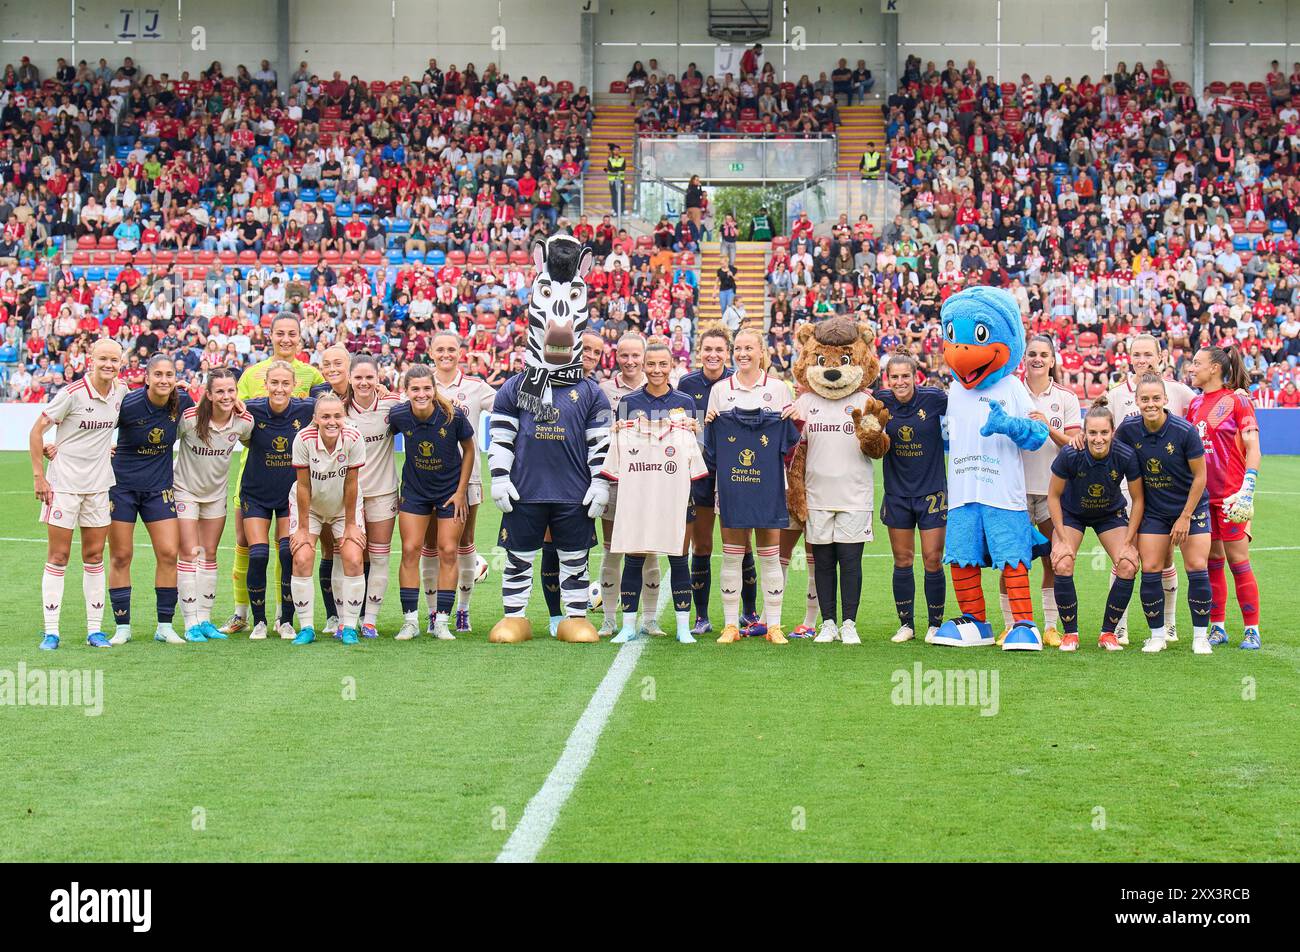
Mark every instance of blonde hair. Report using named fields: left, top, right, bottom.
left=733, top=327, right=769, bottom=370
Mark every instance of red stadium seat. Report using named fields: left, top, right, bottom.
left=510, top=250, right=531, bottom=265
left=1077, top=332, right=1099, bottom=349
left=467, top=251, right=488, bottom=265
left=237, top=251, right=257, bottom=265
left=71, top=252, right=90, bottom=266
left=113, top=252, right=134, bottom=265
left=488, top=250, right=508, bottom=265
left=196, top=251, right=216, bottom=264
left=176, top=251, right=197, bottom=265
left=447, top=250, right=466, bottom=265
left=609, top=81, right=627, bottom=94
left=91, top=251, right=112, bottom=265
left=259, top=251, right=280, bottom=265
left=77, top=236, right=97, bottom=251
left=151, top=250, right=174, bottom=265
left=300, top=251, right=320, bottom=265
left=218, top=251, right=237, bottom=265
left=361, top=250, right=383, bottom=265
left=280, top=251, right=300, bottom=265
left=97, top=236, right=117, bottom=249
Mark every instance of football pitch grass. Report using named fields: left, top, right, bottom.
left=1, top=449, right=1297, bottom=862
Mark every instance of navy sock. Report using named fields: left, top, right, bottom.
left=620, top=554, right=645, bottom=615
left=319, top=558, right=338, bottom=618
left=155, top=586, right=178, bottom=624
left=892, top=565, right=915, bottom=627
left=1104, top=575, right=1134, bottom=634
left=247, top=543, right=271, bottom=625
left=668, top=554, right=692, bottom=612
left=541, top=542, right=562, bottom=617
left=400, top=586, right=419, bottom=615
left=691, top=553, right=711, bottom=617
left=741, top=550, right=757, bottom=617
left=436, top=590, right=454, bottom=615
left=924, top=569, right=947, bottom=628
left=1140, top=571, right=1165, bottom=634
left=1053, top=574, right=1079, bottom=634
left=1186, top=569, right=1211, bottom=629
left=277, top=538, right=294, bottom=623
left=110, top=586, right=131, bottom=626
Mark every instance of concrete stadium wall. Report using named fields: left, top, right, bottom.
left=1, top=0, right=1297, bottom=90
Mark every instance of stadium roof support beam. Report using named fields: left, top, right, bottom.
left=1193, top=0, right=1206, bottom=98
left=883, top=6, right=898, bottom=95
left=277, top=0, right=290, bottom=101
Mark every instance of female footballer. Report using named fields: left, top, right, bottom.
left=873, top=353, right=949, bottom=644
left=240, top=361, right=317, bottom=640
left=288, top=393, right=367, bottom=645
left=431, top=331, right=496, bottom=633
left=703, top=326, right=797, bottom=644
left=105, top=353, right=195, bottom=645
left=1115, top=374, right=1214, bottom=654
left=1187, top=346, right=1263, bottom=649
left=1105, top=333, right=1197, bottom=643
left=390, top=365, right=475, bottom=641
left=30, top=338, right=126, bottom=650
left=1046, top=398, right=1144, bottom=652
left=312, top=344, right=356, bottom=636
left=175, top=368, right=254, bottom=641
left=346, top=353, right=402, bottom=639
left=1011, top=334, right=1082, bottom=648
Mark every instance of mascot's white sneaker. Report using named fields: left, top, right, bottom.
left=839, top=620, right=861, bottom=645
left=1001, top=621, right=1043, bottom=651
left=813, top=620, right=839, bottom=643
left=891, top=624, right=915, bottom=643
left=932, top=615, right=994, bottom=647
left=924, top=625, right=939, bottom=644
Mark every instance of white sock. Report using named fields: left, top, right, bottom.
left=654, top=562, right=672, bottom=621
left=364, top=542, right=391, bottom=626
left=676, top=609, right=691, bottom=636
left=721, top=546, right=744, bottom=627
left=620, top=608, right=638, bottom=635
left=641, top=557, right=661, bottom=626
left=999, top=592, right=1013, bottom=629
left=600, top=547, right=622, bottom=625
left=198, top=560, right=218, bottom=623
left=291, top=575, right=315, bottom=631
left=1041, top=587, right=1058, bottom=629
left=1162, top=567, right=1178, bottom=628
left=83, top=560, right=105, bottom=635
left=802, top=554, right=820, bottom=627
left=758, top=546, right=784, bottom=630
left=420, top=547, right=439, bottom=617
left=1149, top=626, right=1166, bottom=642
left=177, top=560, right=198, bottom=631
left=42, top=562, right=65, bottom=635
left=234, top=602, right=249, bottom=621
left=340, top=574, right=365, bottom=630
left=1193, top=625, right=1208, bottom=641
left=456, top=546, right=477, bottom=611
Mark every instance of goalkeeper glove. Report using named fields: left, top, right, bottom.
left=1223, top=468, right=1257, bottom=524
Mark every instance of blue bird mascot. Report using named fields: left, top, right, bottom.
left=932, top=286, right=1050, bottom=651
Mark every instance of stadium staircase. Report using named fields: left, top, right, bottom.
left=697, top=241, right=769, bottom=331
left=835, top=104, right=887, bottom=175
left=584, top=101, right=638, bottom=218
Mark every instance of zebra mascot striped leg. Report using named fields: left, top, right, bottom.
left=487, top=235, right=612, bottom=643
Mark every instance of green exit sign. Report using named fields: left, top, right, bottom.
left=729, top=162, right=745, bottom=172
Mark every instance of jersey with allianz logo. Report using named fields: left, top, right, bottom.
left=492, top=375, right=612, bottom=504
left=240, top=397, right=317, bottom=510
left=435, top=371, right=496, bottom=486
left=601, top=419, right=707, bottom=554
left=1107, top=377, right=1196, bottom=423
left=41, top=378, right=127, bottom=492
left=794, top=391, right=875, bottom=512
left=175, top=407, right=255, bottom=501
left=702, top=408, right=800, bottom=529
left=388, top=402, right=474, bottom=505
left=600, top=372, right=647, bottom=421
left=1114, top=412, right=1207, bottom=521
left=1050, top=443, right=1140, bottom=520
left=112, top=388, right=196, bottom=491
left=292, top=425, right=366, bottom=518
left=347, top=393, right=402, bottom=499
left=874, top=385, right=947, bottom=496
left=1021, top=380, right=1081, bottom=495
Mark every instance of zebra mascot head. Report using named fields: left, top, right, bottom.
left=518, top=234, right=594, bottom=421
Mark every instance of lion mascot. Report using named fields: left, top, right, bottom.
left=786, top=317, right=890, bottom=641
left=932, top=286, right=1049, bottom=651
left=487, top=235, right=612, bottom=643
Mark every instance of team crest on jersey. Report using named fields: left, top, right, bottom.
left=419, top=441, right=433, bottom=457
left=1166, top=441, right=1175, bottom=455
left=292, top=419, right=302, bottom=429
left=229, top=433, right=238, bottom=442
left=762, top=393, right=772, bottom=402
left=148, top=427, right=165, bottom=444
left=570, top=389, right=580, bottom=402
left=899, top=425, right=914, bottom=442
left=1196, top=421, right=1208, bottom=439
left=1147, top=458, right=1162, bottom=475
left=739, top=448, right=755, bottom=466
left=1088, top=484, right=1104, bottom=498
left=499, top=527, right=508, bottom=543
left=918, top=408, right=927, bottom=420
left=664, top=445, right=676, bottom=457
left=273, top=436, right=288, bottom=452
left=52, top=510, right=62, bottom=520
left=336, top=453, right=346, bottom=464
left=760, top=434, right=769, bottom=447
left=438, top=427, right=447, bottom=438
left=176, top=502, right=186, bottom=514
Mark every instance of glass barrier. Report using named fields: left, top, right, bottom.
left=784, top=175, right=902, bottom=229
left=637, top=136, right=837, bottom=183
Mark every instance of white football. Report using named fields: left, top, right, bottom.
left=474, top=554, right=490, bottom=582
left=588, top=582, right=603, bottom=612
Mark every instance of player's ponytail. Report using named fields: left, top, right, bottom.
left=1200, top=344, right=1250, bottom=392
left=1085, top=392, right=1114, bottom=430
left=195, top=367, right=238, bottom=445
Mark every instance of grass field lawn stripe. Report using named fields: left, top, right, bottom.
left=496, top=639, right=647, bottom=863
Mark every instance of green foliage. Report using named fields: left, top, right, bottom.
left=712, top=185, right=786, bottom=237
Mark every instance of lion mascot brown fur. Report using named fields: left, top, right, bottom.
left=786, top=317, right=890, bottom=522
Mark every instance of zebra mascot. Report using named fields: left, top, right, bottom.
left=487, top=235, right=612, bottom=643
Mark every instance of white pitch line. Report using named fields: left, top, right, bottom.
left=496, top=638, right=646, bottom=863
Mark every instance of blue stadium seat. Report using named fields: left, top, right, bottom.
left=425, top=250, right=446, bottom=266
left=1271, top=219, right=1288, bottom=233
left=386, top=219, right=410, bottom=233
left=388, top=250, right=405, bottom=265
left=320, top=189, right=337, bottom=204
left=1233, top=235, right=1252, bottom=251
left=334, top=203, right=352, bottom=218
left=300, top=189, right=318, bottom=203
left=85, top=268, right=105, bottom=282
left=357, top=203, right=374, bottom=215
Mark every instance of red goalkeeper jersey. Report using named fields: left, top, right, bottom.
left=1187, top=389, right=1258, bottom=504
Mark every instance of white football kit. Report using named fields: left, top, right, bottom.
left=38, top=377, right=127, bottom=529
left=600, top=418, right=707, bottom=554
left=289, top=425, right=367, bottom=538
left=174, top=407, right=255, bottom=520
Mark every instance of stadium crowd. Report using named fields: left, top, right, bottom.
left=2, top=50, right=1300, bottom=408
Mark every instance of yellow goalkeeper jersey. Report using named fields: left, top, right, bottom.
left=236, top=357, right=325, bottom=401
